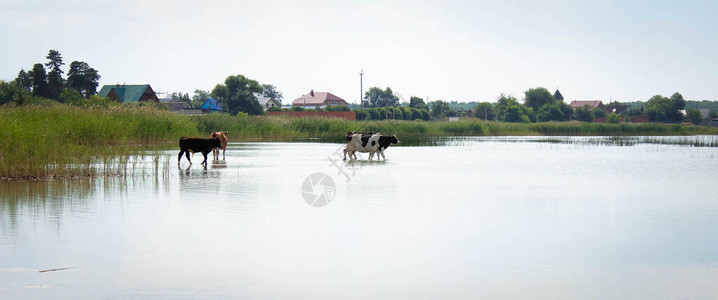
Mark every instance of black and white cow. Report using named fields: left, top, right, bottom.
left=178, top=137, right=222, bottom=166
left=343, top=131, right=400, bottom=160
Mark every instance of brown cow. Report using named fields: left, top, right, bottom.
left=210, top=131, right=228, bottom=160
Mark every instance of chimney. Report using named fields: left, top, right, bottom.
left=310, top=89, right=314, bottom=97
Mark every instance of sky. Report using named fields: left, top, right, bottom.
left=2, top=0, right=717, bottom=104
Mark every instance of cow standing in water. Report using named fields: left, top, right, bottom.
left=343, top=132, right=400, bottom=161
left=210, top=131, right=228, bottom=160
left=178, top=137, right=222, bottom=166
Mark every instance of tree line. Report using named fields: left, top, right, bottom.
left=2, top=50, right=714, bottom=125
left=1, top=50, right=101, bottom=106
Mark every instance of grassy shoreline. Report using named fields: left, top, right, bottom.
left=2, top=105, right=717, bottom=180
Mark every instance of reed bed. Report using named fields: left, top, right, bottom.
left=0, top=104, right=197, bottom=179
left=2, top=104, right=716, bottom=180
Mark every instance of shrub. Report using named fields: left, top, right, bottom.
left=606, top=113, right=621, bottom=124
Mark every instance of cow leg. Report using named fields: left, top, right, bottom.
left=178, top=149, right=185, bottom=163
left=343, top=148, right=347, bottom=161
left=222, top=147, right=225, bottom=160
left=201, top=152, right=208, bottom=166
left=379, top=151, right=385, bottom=160
left=185, top=151, right=192, bottom=164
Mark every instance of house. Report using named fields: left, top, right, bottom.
left=98, top=84, right=159, bottom=103
left=569, top=100, right=604, bottom=110
left=257, top=96, right=281, bottom=111
left=165, top=101, right=202, bottom=116
left=200, top=98, right=223, bottom=112
left=605, top=104, right=631, bottom=114
left=156, top=92, right=173, bottom=103
left=291, top=90, right=347, bottom=108
left=553, top=89, right=564, bottom=102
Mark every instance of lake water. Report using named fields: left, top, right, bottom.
left=1, top=137, right=718, bottom=299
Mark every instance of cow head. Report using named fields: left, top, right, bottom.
left=391, top=135, right=401, bottom=145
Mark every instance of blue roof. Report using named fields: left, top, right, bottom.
left=200, top=98, right=223, bottom=111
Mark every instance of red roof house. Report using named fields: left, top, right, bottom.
left=569, top=100, right=604, bottom=110
left=291, top=90, right=347, bottom=108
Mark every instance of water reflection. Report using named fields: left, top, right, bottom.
left=1, top=179, right=94, bottom=234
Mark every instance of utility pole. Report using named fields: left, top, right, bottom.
left=359, top=69, right=364, bottom=108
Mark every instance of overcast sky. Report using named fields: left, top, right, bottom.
left=2, top=0, right=717, bottom=104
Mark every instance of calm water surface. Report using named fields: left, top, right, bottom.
left=1, top=137, right=718, bottom=299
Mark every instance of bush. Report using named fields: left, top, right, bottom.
left=606, top=113, right=621, bottom=124
left=575, top=107, right=594, bottom=122
left=686, top=109, right=704, bottom=125
left=354, top=109, right=370, bottom=120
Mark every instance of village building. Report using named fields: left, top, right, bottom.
left=200, top=98, right=224, bottom=113
left=605, top=103, right=631, bottom=114
left=569, top=100, right=604, bottom=111
left=291, top=90, right=347, bottom=108
left=98, top=84, right=159, bottom=103
left=257, top=96, right=281, bottom=111
left=553, top=89, right=564, bottom=102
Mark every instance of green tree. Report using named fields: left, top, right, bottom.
left=191, top=89, right=210, bottom=107
left=400, top=107, right=412, bottom=120
left=45, top=50, right=65, bottom=100
left=668, top=92, right=686, bottom=121
left=495, top=94, right=520, bottom=121
left=559, top=102, right=573, bottom=121
left=524, top=87, right=556, bottom=111
left=59, top=88, right=83, bottom=105
left=686, top=109, right=704, bottom=125
left=474, top=102, right=494, bottom=120
left=14, top=69, right=32, bottom=90
left=575, top=106, right=594, bottom=122
left=66, top=61, right=101, bottom=98
left=45, top=50, right=64, bottom=71
left=363, top=87, right=399, bottom=108
left=211, top=74, right=264, bottom=116
left=409, top=96, right=428, bottom=110
left=646, top=95, right=671, bottom=122
left=170, top=92, right=190, bottom=105
left=502, top=104, right=530, bottom=123
left=536, top=103, right=565, bottom=122
left=29, top=63, right=49, bottom=98
left=430, top=100, right=451, bottom=119
left=0, top=80, right=33, bottom=105
left=592, top=107, right=606, bottom=118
